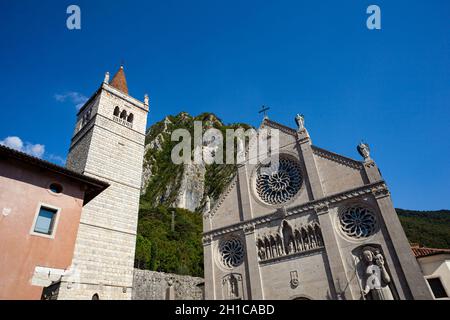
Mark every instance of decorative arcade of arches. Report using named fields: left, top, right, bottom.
left=113, top=106, right=134, bottom=124
left=257, top=221, right=324, bottom=262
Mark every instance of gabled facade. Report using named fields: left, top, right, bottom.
left=203, top=117, right=432, bottom=300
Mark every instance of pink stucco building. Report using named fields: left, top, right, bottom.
left=0, top=145, right=108, bottom=300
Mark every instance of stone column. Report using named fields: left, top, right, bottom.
left=166, top=280, right=175, bottom=300
left=243, top=224, right=264, bottom=300
left=363, top=160, right=382, bottom=183
left=237, top=165, right=254, bottom=221
left=373, top=190, right=433, bottom=300
left=364, top=159, right=432, bottom=300
left=297, top=131, right=354, bottom=300
left=236, top=164, right=264, bottom=299
left=203, top=235, right=216, bottom=300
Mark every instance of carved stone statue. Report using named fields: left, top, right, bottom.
left=309, top=232, right=317, bottom=249
left=204, top=196, right=211, bottom=215
left=276, top=237, right=284, bottom=256
left=357, top=141, right=371, bottom=160
left=230, top=276, right=238, bottom=297
left=288, top=241, right=295, bottom=253
left=361, top=247, right=394, bottom=300
left=144, top=94, right=149, bottom=106
left=104, top=72, right=110, bottom=84
left=295, top=114, right=305, bottom=132
left=270, top=240, right=277, bottom=258
left=223, top=274, right=239, bottom=299
left=257, top=241, right=266, bottom=260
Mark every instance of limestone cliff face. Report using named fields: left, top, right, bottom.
left=140, top=117, right=171, bottom=194
left=140, top=112, right=251, bottom=213
left=175, top=162, right=206, bottom=212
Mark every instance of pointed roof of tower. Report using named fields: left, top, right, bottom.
left=109, top=65, right=129, bottom=95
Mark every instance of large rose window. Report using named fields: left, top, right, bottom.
left=256, top=157, right=302, bottom=205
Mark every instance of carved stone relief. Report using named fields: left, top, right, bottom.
left=222, top=273, right=243, bottom=300
left=257, top=220, right=324, bottom=262
left=352, top=245, right=398, bottom=300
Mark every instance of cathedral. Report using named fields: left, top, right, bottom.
left=202, top=116, right=433, bottom=300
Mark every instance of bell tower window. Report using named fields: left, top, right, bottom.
left=127, top=113, right=134, bottom=123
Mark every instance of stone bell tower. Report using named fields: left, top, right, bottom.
left=57, top=66, right=149, bottom=300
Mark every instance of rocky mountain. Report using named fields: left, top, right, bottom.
left=136, top=112, right=252, bottom=276
left=140, top=112, right=251, bottom=213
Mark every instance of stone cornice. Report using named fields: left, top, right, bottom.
left=70, top=114, right=145, bottom=151
left=77, top=83, right=148, bottom=116
left=311, top=145, right=363, bottom=170
left=259, top=247, right=324, bottom=265
left=96, top=113, right=146, bottom=139
left=202, top=181, right=389, bottom=240
left=102, top=83, right=148, bottom=112
left=261, top=119, right=297, bottom=136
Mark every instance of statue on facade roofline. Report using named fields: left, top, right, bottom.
left=295, top=114, right=305, bottom=132
left=104, top=71, right=110, bottom=84
left=203, top=195, right=211, bottom=215
left=357, top=141, right=371, bottom=161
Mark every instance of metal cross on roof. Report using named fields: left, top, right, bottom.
left=259, top=105, right=270, bottom=118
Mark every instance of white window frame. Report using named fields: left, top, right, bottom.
left=29, top=202, right=61, bottom=239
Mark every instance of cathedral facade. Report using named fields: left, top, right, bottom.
left=203, top=117, right=432, bottom=300
left=56, top=67, right=149, bottom=299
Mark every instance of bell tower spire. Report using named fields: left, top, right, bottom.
left=109, top=65, right=129, bottom=95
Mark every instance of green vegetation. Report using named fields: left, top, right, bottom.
left=135, top=206, right=203, bottom=277
left=136, top=112, right=254, bottom=276
left=397, top=209, right=450, bottom=249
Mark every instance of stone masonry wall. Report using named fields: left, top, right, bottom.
left=132, top=269, right=204, bottom=300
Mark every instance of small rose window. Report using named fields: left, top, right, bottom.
left=218, top=238, right=244, bottom=269
left=339, top=206, right=377, bottom=239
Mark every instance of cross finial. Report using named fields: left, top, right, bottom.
left=259, top=105, right=270, bottom=119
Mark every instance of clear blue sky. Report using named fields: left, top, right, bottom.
left=0, top=0, right=449, bottom=210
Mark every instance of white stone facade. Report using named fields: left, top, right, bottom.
left=59, top=79, right=148, bottom=300
left=203, top=118, right=433, bottom=300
